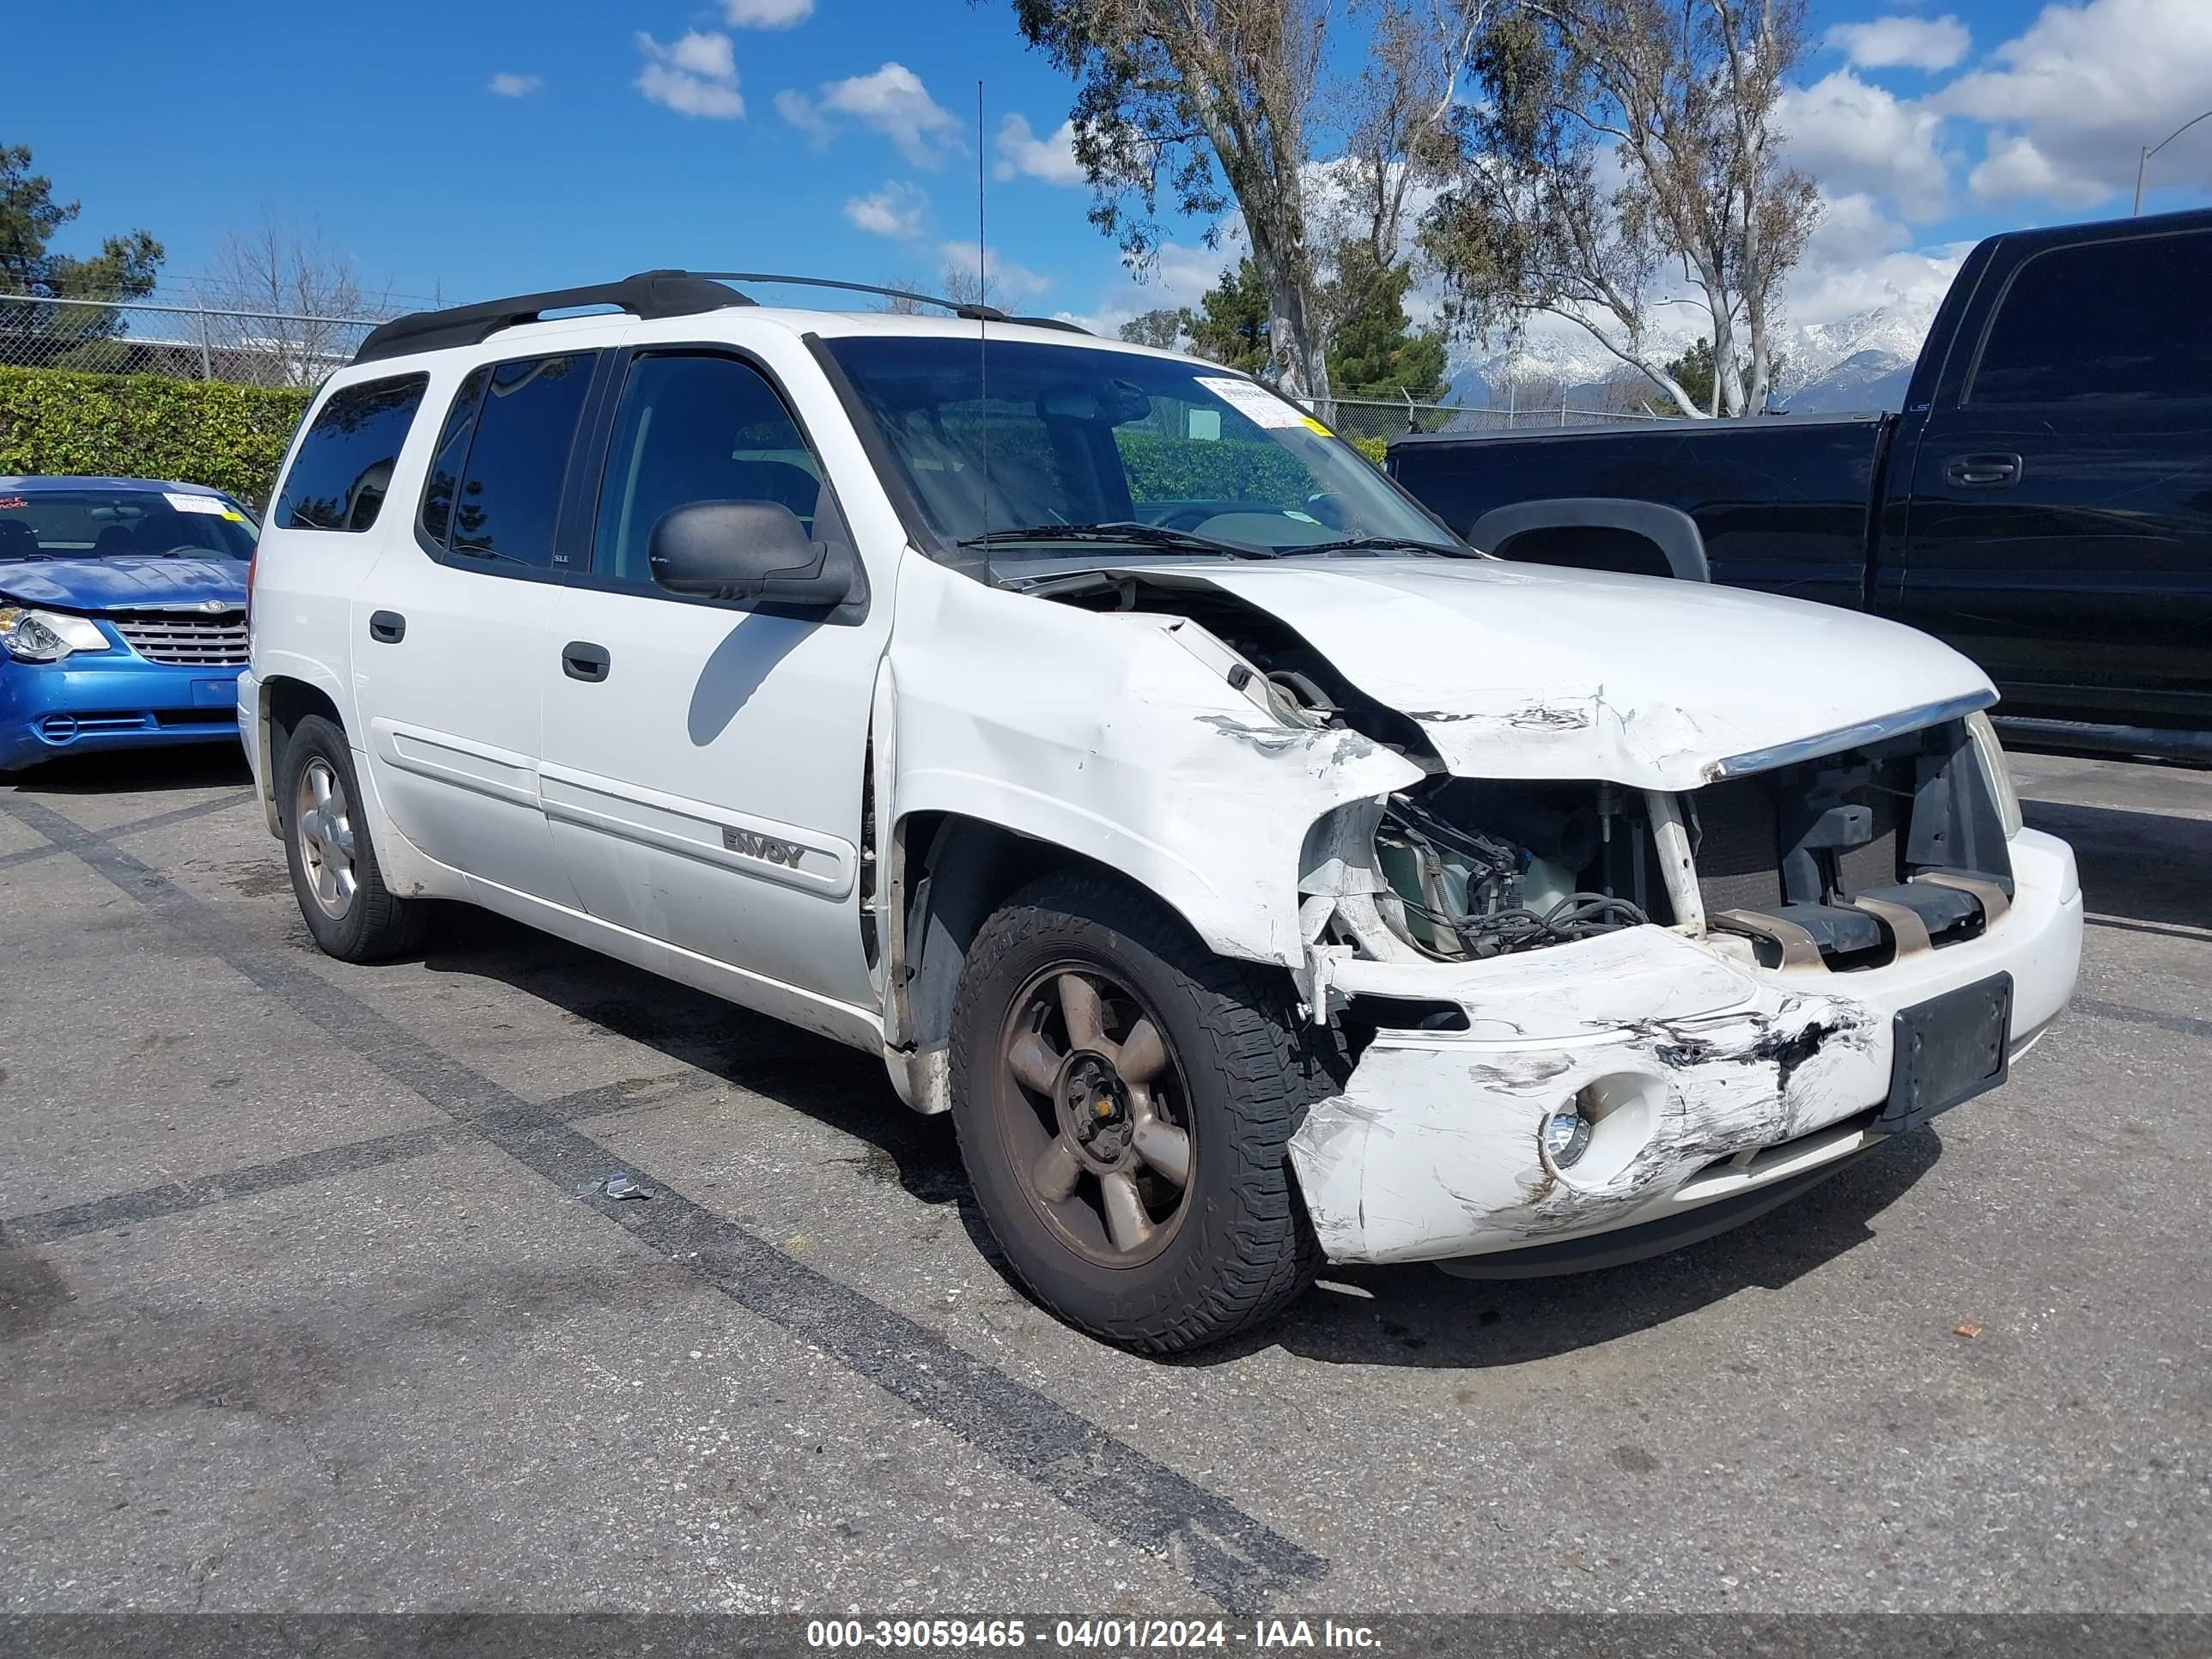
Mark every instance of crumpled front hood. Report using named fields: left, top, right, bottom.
left=1117, top=557, right=1995, bottom=791
left=0, top=556, right=246, bottom=614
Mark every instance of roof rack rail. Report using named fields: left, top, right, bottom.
left=351, top=270, right=750, bottom=364
left=349, top=270, right=1091, bottom=367
left=689, top=271, right=1010, bottom=322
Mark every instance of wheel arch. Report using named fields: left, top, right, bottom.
left=1470, top=497, right=1711, bottom=583
left=256, top=674, right=346, bottom=836
left=883, top=809, right=1240, bottom=1115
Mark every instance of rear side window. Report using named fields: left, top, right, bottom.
left=275, top=374, right=428, bottom=531
left=422, top=354, right=594, bottom=569
left=1971, top=230, right=2212, bottom=404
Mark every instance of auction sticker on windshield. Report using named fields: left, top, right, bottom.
left=1195, top=375, right=1309, bottom=429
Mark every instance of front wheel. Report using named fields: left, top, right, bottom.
left=949, top=870, right=1326, bottom=1353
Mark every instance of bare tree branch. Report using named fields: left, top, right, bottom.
left=194, top=219, right=395, bottom=387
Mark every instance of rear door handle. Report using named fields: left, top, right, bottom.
left=562, top=641, right=611, bottom=683
left=1944, top=453, right=2021, bottom=488
left=368, top=611, right=406, bottom=643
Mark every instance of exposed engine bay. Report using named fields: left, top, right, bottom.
left=1039, top=566, right=2017, bottom=975
left=1367, top=781, right=1650, bottom=959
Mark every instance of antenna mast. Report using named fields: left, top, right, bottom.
left=977, top=79, right=992, bottom=543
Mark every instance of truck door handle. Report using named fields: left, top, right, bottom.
left=562, top=641, right=611, bottom=683
left=368, top=611, right=406, bottom=643
left=1944, top=453, right=2021, bottom=488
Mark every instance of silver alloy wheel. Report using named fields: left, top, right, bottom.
left=294, top=756, right=359, bottom=920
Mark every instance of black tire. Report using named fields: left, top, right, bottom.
left=276, top=713, right=428, bottom=962
left=949, top=868, right=1326, bottom=1353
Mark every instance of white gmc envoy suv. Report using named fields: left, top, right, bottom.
left=241, top=271, right=2082, bottom=1352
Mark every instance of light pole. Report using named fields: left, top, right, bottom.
left=2135, top=109, right=2212, bottom=214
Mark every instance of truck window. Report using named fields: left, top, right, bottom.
left=1970, top=229, right=2212, bottom=405
left=441, top=354, right=595, bottom=569
left=274, top=374, right=428, bottom=532
left=589, top=352, right=834, bottom=587
left=418, top=365, right=491, bottom=549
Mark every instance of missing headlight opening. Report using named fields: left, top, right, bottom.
left=1368, top=780, right=1652, bottom=961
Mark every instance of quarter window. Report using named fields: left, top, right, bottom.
left=419, top=366, right=489, bottom=548
left=441, top=354, right=595, bottom=568
left=1971, top=230, right=2212, bottom=404
left=591, top=353, right=835, bottom=586
left=275, top=374, right=428, bottom=532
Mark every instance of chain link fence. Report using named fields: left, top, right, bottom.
left=0, top=293, right=382, bottom=388
left=1325, top=394, right=1674, bottom=445
left=1, top=293, right=1685, bottom=448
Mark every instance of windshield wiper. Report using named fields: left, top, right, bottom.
left=1291, top=534, right=1474, bottom=558
left=957, top=521, right=1273, bottom=559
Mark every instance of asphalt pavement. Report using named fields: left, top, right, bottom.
left=2, top=744, right=2207, bottom=1617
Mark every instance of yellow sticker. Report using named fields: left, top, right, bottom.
left=220, top=509, right=246, bottom=521
left=1303, top=416, right=1334, bottom=436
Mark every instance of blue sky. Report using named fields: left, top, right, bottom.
left=10, top=0, right=2212, bottom=343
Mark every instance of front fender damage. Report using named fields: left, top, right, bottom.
left=1288, top=961, right=1879, bottom=1264
left=889, top=562, right=1423, bottom=966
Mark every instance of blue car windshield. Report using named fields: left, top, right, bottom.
left=0, top=489, right=258, bottom=562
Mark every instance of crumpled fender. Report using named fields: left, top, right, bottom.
left=885, top=556, right=1423, bottom=965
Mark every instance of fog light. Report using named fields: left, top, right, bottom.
left=1541, top=1106, right=1593, bottom=1168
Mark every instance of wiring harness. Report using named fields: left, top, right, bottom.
left=1381, top=794, right=1650, bottom=960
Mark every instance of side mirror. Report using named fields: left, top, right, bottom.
left=648, top=500, right=863, bottom=615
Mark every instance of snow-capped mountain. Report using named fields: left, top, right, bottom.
left=1784, top=349, right=1914, bottom=414
left=1445, top=289, right=1939, bottom=416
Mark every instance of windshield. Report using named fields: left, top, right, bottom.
left=0, top=489, right=258, bottom=562
left=822, top=336, right=1462, bottom=560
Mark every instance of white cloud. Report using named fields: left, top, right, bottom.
left=1936, top=0, right=2212, bottom=209
left=773, top=88, right=827, bottom=138
left=721, top=0, right=812, bottom=26
left=1966, top=132, right=2109, bottom=206
left=635, top=32, right=743, bottom=120
left=1778, top=69, right=1950, bottom=222
left=776, top=63, right=962, bottom=167
left=843, top=181, right=929, bottom=240
left=487, top=71, right=544, bottom=98
left=1826, top=15, right=1971, bottom=72
left=1067, top=225, right=1249, bottom=338
left=1785, top=192, right=1970, bottom=331
left=994, top=114, right=1086, bottom=186
left=939, top=242, right=1053, bottom=303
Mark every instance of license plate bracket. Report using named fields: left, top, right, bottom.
left=1875, top=972, right=2013, bottom=1133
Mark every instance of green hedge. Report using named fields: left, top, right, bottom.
left=1114, top=430, right=1311, bottom=506
left=0, top=366, right=310, bottom=507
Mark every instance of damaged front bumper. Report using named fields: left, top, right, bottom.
left=1289, top=827, right=2081, bottom=1268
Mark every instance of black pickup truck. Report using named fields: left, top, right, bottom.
left=1388, top=206, right=2212, bottom=764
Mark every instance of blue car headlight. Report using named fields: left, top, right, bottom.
left=0, top=605, right=114, bottom=664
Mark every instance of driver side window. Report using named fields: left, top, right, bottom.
left=589, top=352, right=840, bottom=588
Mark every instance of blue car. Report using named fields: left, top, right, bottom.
left=0, top=477, right=257, bottom=774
